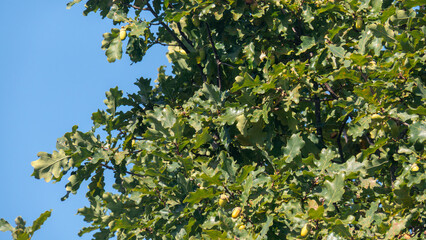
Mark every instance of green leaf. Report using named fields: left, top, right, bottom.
left=219, top=108, right=244, bottom=125
left=283, top=133, right=305, bottom=164
left=236, top=114, right=247, bottom=134
left=341, top=157, right=364, bottom=178
left=183, top=188, right=215, bottom=205
left=256, top=215, right=273, bottom=240
left=241, top=174, right=253, bottom=205
left=359, top=200, right=379, bottom=228
left=243, top=42, right=255, bottom=66
left=408, top=121, right=426, bottom=144
left=403, top=0, right=426, bottom=8
left=101, top=29, right=123, bottom=63
left=360, top=138, right=388, bottom=161
left=220, top=151, right=237, bottom=181
left=297, top=36, right=315, bottom=55
left=162, top=105, right=177, bottom=128
left=369, top=37, right=383, bottom=56
left=369, top=24, right=396, bottom=43
left=129, top=21, right=149, bottom=37
left=308, top=205, right=325, bottom=220
left=0, top=219, right=13, bottom=232
left=320, top=173, right=345, bottom=206
left=236, top=165, right=256, bottom=185
left=381, top=6, right=395, bottom=23
left=104, top=87, right=123, bottom=116
left=350, top=54, right=369, bottom=66
left=385, top=217, right=408, bottom=240
left=31, top=210, right=52, bottom=234
left=16, top=231, right=30, bottom=240
left=14, top=216, right=26, bottom=228
left=203, top=229, right=229, bottom=239
left=31, top=150, right=70, bottom=182
left=347, top=115, right=372, bottom=138
left=66, top=0, right=82, bottom=9
left=315, top=149, right=337, bottom=175
left=192, top=127, right=212, bottom=149
left=106, top=5, right=127, bottom=22
left=358, top=30, right=372, bottom=54
left=370, top=0, right=382, bottom=12
left=328, top=44, right=345, bottom=59
left=231, top=73, right=261, bottom=92
left=332, top=68, right=360, bottom=82
left=105, top=37, right=123, bottom=63
left=332, top=220, right=352, bottom=238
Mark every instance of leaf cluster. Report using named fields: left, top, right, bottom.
left=26, top=0, right=426, bottom=239
left=0, top=210, right=52, bottom=240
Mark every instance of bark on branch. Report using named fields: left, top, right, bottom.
left=336, top=114, right=351, bottom=163
left=205, top=23, right=222, bottom=89
left=313, top=81, right=323, bottom=145
left=145, top=3, right=206, bottom=82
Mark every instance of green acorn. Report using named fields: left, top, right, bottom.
left=355, top=16, right=364, bottom=31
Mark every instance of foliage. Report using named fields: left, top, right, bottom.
left=0, top=210, right=52, bottom=240
left=29, top=0, right=426, bottom=239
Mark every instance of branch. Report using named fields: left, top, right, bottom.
left=388, top=116, right=409, bottom=127
left=358, top=66, right=368, bottom=82
left=313, top=81, right=323, bottom=145
left=322, top=83, right=339, bottom=99
left=145, top=3, right=207, bottom=82
left=173, top=142, right=182, bottom=157
left=176, top=22, right=194, bottom=49
left=223, top=184, right=235, bottom=200
left=146, top=4, right=190, bottom=53
left=100, top=163, right=145, bottom=178
left=299, top=97, right=336, bottom=102
left=205, top=23, right=222, bottom=89
left=336, top=114, right=351, bottom=163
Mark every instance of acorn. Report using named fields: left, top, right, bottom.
left=232, top=207, right=242, bottom=218
left=355, top=16, right=364, bottom=31
left=301, top=223, right=310, bottom=237
left=218, top=194, right=228, bottom=207
left=119, top=27, right=127, bottom=40
left=411, top=163, right=419, bottom=172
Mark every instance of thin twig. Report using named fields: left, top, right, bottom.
left=299, top=97, right=336, bottom=102
left=223, top=184, right=235, bottom=199
left=146, top=3, right=190, bottom=53
left=100, top=163, right=145, bottom=178
left=389, top=117, right=409, bottom=127
left=155, top=188, right=166, bottom=206
left=205, top=23, right=222, bottom=89
left=173, top=142, right=182, bottom=157
left=221, top=62, right=235, bottom=68
left=323, top=83, right=339, bottom=99
left=333, top=202, right=341, bottom=213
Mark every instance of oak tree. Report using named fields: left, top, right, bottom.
left=3, top=0, right=426, bottom=239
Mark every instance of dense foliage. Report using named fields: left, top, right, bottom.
left=4, top=0, right=426, bottom=239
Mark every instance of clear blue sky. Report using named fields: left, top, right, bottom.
left=0, top=1, right=168, bottom=239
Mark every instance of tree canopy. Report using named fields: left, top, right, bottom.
left=2, top=0, right=426, bottom=239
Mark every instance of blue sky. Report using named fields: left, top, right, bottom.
left=0, top=1, right=168, bottom=239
